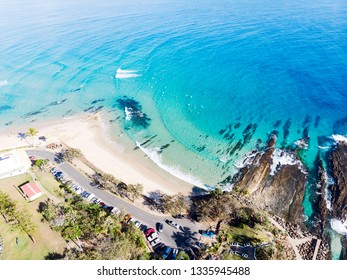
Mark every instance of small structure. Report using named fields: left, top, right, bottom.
left=19, top=181, right=42, bottom=201
left=0, top=149, right=31, bottom=180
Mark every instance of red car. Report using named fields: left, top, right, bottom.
left=144, top=228, right=155, bottom=237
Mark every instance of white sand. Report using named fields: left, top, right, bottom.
left=0, top=113, right=192, bottom=195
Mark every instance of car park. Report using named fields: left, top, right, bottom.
left=161, top=246, right=172, bottom=259
left=166, top=220, right=180, bottom=229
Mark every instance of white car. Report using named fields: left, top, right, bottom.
left=147, top=232, right=159, bottom=242
left=166, top=220, right=180, bottom=229
left=150, top=238, right=161, bottom=247
left=111, top=207, right=121, bottom=215
left=134, top=221, right=141, bottom=228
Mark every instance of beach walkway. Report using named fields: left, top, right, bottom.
left=312, top=239, right=321, bottom=260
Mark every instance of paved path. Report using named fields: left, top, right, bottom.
left=312, top=239, right=321, bottom=260
left=27, top=149, right=203, bottom=249
left=268, top=217, right=312, bottom=260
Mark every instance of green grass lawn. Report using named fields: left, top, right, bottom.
left=0, top=174, right=67, bottom=259
left=218, top=222, right=273, bottom=246
left=33, top=168, right=64, bottom=199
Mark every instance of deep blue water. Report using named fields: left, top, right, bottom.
left=1, top=0, right=347, bottom=246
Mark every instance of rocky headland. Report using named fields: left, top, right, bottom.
left=231, top=134, right=307, bottom=225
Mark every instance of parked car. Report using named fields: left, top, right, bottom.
left=173, top=214, right=184, bottom=219
left=200, top=230, right=215, bottom=237
left=50, top=167, right=58, bottom=174
left=170, top=248, right=178, bottom=260
left=150, top=238, right=161, bottom=247
left=166, top=220, right=180, bottom=229
left=161, top=246, right=172, bottom=259
left=242, top=253, right=248, bottom=258
left=144, top=228, right=155, bottom=237
left=134, top=221, right=141, bottom=228
left=147, top=232, right=159, bottom=242
left=123, top=214, right=132, bottom=223
left=156, top=222, right=164, bottom=232
left=111, top=207, right=121, bottom=215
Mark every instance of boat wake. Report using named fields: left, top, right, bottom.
left=115, top=68, right=141, bottom=79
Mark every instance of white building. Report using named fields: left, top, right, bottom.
left=0, top=149, right=32, bottom=180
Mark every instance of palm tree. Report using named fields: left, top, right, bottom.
left=27, top=127, right=38, bottom=147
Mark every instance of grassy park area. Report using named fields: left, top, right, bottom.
left=0, top=174, right=67, bottom=259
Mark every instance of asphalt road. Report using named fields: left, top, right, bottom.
left=27, top=149, right=203, bottom=250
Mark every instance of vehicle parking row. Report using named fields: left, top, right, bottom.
left=50, top=167, right=121, bottom=215
left=143, top=226, right=179, bottom=260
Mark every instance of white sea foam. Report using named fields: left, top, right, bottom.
left=0, top=80, right=8, bottom=87
left=115, top=68, right=141, bottom=79
left=124, top=107, right=132, bottom=121
left=332, top=134, right=347, bottom=144
left=233, top=150, right=258, bottom=169
left=294, top=139, right=308, bottom=149
left=330, top=218, right=347, bottom=236
left=270, top=149, right=303, bottom=176
left=318, top=145, right=330, bottom=150
left=136, top=142, right=205, bottom=188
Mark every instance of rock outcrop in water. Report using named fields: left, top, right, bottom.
left=330, top=142, right=347, bottom=220
left=313, top=159, right=329, bottom=237
left=231, top=134, right=307, bottom=225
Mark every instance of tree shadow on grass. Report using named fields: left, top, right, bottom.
left=44, top=252, right=64, bottom=260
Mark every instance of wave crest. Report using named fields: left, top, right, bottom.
left=136, top=142, right=205, bottom=187
left=115, top=68, right=141, bottom=79
left=330, top=218, right=347, bottom=236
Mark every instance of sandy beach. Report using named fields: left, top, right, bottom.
left=0, top=113, right=193, bottom=196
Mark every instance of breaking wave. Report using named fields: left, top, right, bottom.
left=135, top=141, right=205, bottom=188
left=115, top=68, right=141, bottom=79
left=270, top=149, right=304, bottom=176
left=124, top=107, right=132, bottom=121
left=330, top=218, right=347, bottom=236
left=332, top=134, right=347, bottom=144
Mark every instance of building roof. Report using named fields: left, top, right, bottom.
left=20, top=182, right=42, bottom=201
left=0, top=149, right=32, bottom=179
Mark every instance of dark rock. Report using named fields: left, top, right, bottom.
left=330, top=143, right=347, bottom=219
left=232, top=135, right=306, bottom=225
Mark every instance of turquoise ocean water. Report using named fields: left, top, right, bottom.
left=0, top=0, right=347, bottom=257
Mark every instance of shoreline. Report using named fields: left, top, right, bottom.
left=0, top=112, right=193, bottom=196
